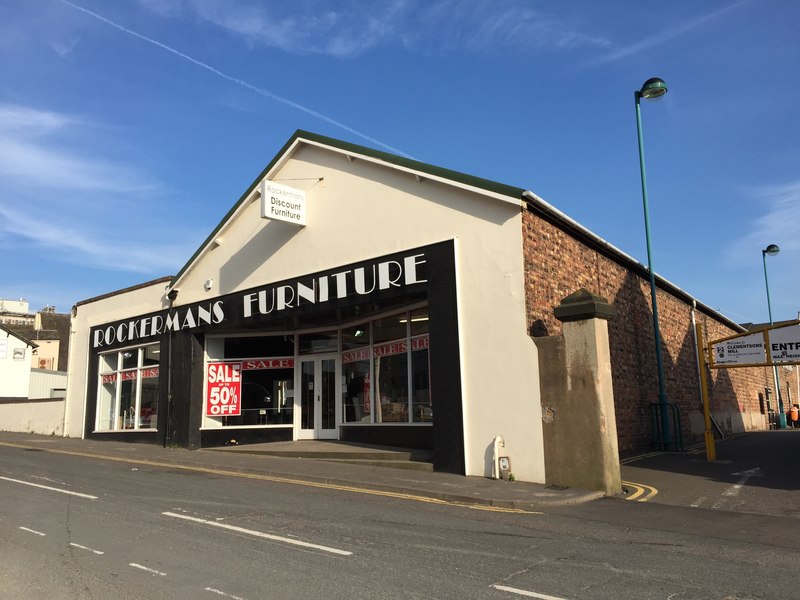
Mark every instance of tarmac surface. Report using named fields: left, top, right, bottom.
left=1, top=429, right=797, bottom=515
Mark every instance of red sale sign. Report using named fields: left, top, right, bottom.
left=206, top=362, right=242, bottom=417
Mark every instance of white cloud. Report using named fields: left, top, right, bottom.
left=0, top=203, right=185, bottom=274
left=592, top=1, right=747, bottom=65
left=0, top=103, right=183, bottom=274
left=136, top=0, right=609, bottom=58
left=741, top=182, right=800, bottom=254
left=0, top=103, right=155, bottom=194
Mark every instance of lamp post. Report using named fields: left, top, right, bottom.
left=635, top=77, right=673, bottom=450
left=762, top=244, right=785, bottom=428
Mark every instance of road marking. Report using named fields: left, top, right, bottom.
left=19, top=526, right=46, bottom=536
left=724, top=468, right=762, bottom=497
left=492, top=584, right=569, bottom=599
left=620, top=452, right=663, bottom=464
left=69, top=542, right=104, bottom=555
left=129, top=563, right=166, bottom=576
left=622, top=480, right=658, bottom=502
left=0, top=476, right=98, bottom=500
left=162, top=511, right=353, bottom=556
left=205, top=587, right=247, bottom=600
left=0, top=442, right=540, bottom=514
left=690, top=496, right=706, bottom=507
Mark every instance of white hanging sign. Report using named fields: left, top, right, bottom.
left=260, top=180, right=306, bottom=226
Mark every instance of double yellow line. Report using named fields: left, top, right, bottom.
left=622, top=480, right=658, bottom=502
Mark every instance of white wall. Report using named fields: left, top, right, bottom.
left=29, top=368, right=68, bottom=399
left=174, top=144, right=545, bottom=483
left=0, top=332, right=32, bottom=398
left=0, top=399, right=64, bottom=436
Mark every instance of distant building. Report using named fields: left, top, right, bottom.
left=0, top=324, right=37, bottom=399
left=0, top=320, right=67, bottom=437
left=0, top=298, right=34, bottom=326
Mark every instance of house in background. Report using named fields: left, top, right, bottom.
left=0, top=306, right=68, bottom=436
left=0, top=324, right=37, bottom=400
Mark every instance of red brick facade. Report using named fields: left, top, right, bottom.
left=522, top=205, right=798, bottom=454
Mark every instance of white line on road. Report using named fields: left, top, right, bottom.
left=19, top=526, right=46, bottom=536
left=162, top=511, right=353, bottom=556
left=724, top=468, right=762, bottom=497
left=0, top=476, right=97, bottom=500
left=690, top=497, right=707, bottom=507
left=205, top=587, right=247, bottom=600
left=69, top=542, right=104, bottom=555
left=129, top=563, right=166, bottom=576
left=492, top=584, right=569, bottom=599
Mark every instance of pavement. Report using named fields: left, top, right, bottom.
left=1, top=430, right=797, bottom=515
left=0, top=432, right=604, bottom=512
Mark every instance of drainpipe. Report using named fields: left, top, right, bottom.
left=165, top=288, right=179, bottom=448
left=491, top=435, right=505, bottom=479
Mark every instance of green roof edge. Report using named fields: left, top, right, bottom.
left=170, top=130, right=526, bottom=286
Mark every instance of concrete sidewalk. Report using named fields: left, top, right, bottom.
left=0, top=432, right=603, bottom=512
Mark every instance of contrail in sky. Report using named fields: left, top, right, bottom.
left=60, top=0, right=412, bottom=158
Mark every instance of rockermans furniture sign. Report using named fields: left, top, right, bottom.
left=90, top=249, right=429, bottom=350
left=709, top=322, right=800, bottom=368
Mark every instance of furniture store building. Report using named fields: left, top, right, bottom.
left=64, top=130, right=782, bottom=484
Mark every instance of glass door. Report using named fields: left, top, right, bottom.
left=297, top=355, right=338, bottom=440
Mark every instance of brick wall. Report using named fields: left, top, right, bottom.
left=522, top=207, right=797, bottom=454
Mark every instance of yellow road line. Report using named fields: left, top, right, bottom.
left=0, top=442, right=542, bottom=515
left=622, top=480, right=658, bottom=502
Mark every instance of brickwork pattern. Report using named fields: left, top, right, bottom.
left=522, top=209, right=797, bottom=453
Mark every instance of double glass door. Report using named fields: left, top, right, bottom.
left=298, top=356, right=338, bottom=440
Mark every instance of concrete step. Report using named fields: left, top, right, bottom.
left=209, top=441, right=434, bottom=472
left=317, top=458, right=435, bottom=472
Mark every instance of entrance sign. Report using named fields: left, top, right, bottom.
left=206, top=362, right=242, bottom=416
left=768, top=323, right=800, bottom=363
left=261, top=180, right=306, bottom=226
left=711, top=332, right=765, bottom=367
left=708, top=321, right=800, bottom=369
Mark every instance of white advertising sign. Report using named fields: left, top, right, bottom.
left=711, top=332, right=765, bottom=366
left=769, top=323, right=800, bottom=363
left=260, top=180, right=306, bottom=226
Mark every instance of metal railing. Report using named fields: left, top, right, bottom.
left=650, top=402, right=684, bottom=451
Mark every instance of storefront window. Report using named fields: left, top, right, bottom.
left=374, top=345, right=408, bottom=423
left=299, top=330, right=338, bottom=354
left=207, top=335, right=295, bottom=428
left=342, top=358, right=371, bottom=422
left=411, top=337, right=432, bottom=423
left=219, top=364, right=294, bottom=426
left=373, top=314, right=407, bottom=344
left=95, top=344, right=160, bottom=432
left=225, top=335, right=294, bottom=358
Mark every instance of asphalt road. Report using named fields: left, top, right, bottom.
left=620, top=431, right=800, bottom=518
left=2, top=442, right=799, bottom=599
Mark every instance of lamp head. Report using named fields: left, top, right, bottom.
left=638, top=77, right=668, bottom=101
left=763, top=244, right=780, bottom=256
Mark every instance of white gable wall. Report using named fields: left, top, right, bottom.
left=0, top=332, right=33, bottom=398
left=175, top=145, right=545, bottom=482
left=64, top=281, right=169, bottom=439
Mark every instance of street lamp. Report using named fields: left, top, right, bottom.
left=635, top=77, right=673, bottom=450
left=762, top=244, right=785, bottom=428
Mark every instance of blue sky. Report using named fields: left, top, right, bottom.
left=1, top=0, right=797, bottom=325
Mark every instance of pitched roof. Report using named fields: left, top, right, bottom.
left=165, top=129, right=744, bottom=333
left=0, top=324, right=38, bottom=348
